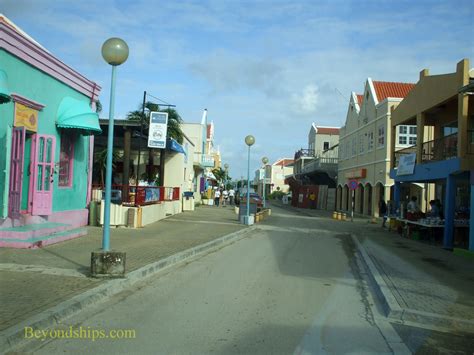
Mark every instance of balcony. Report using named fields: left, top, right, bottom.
left=301, top=157, right=338, bottom=178
left=294, top=149, right=314, bottom=160
left=394, top=133, right=458, bottom=167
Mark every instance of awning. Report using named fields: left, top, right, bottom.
left=0, top=70, right=11, bottom=104
left=166, top=138, right=185, bottom=154
left=56, top=96, right=101, bottom=135
left=205, top=171, right=217, bottom=180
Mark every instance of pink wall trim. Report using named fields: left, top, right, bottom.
left=0, top=21, right=101, bottom=101
left=11, top=93, right=45, bottom=110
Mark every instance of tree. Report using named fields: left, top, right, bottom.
left=212, top=167, right=231, bottom=186
left=93, top=148, right=120, bottom=186
left=126, top=102, right=184, bottom=143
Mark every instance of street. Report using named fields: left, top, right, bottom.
left=21, top=205, right=410, bottom=355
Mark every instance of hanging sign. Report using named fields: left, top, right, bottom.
left=397, top=153, right=416, bottom=176
left=14, top=103, right=38, bottom=132
left=148, top=111, right=168, bottom=148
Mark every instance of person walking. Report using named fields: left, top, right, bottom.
left=228, top=188, right=235, bottom=206
left=222, top=189, right=229, bottom=207
left=309, top=192, right=316, bottom=209
left=214, top=189, right=221, bottom=207
left=379, top=199, right=388, bottom=228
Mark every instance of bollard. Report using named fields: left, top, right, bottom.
left=332, top=211, right=338, bottom=219
left=342, top=213, right=347, bottom=221
left=337, top=212, right=342, bottom=220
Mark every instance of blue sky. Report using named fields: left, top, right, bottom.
left=2, top=0, right=473, bottom=178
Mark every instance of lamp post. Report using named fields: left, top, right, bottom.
left=261, top=157, right=268, bottom=208
left=91, top=38, right=129, bottom=278
left=244, top=135, right=255, bottom=225
left=101, top=38, right=129, bottom=252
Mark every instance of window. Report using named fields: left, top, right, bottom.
left=323, top=141, right=329, bottom=150
left=378, top=124, right=385, bottom=147
left=398, top=125, right=416, bottom=146
left=359, top=135, right=364, bottom=154
left=367, top=131, right=374, bottom=151
left=59, top=132, right=75, bottom=187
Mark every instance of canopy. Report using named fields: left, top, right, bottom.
left=166, top=138, right=185, bottom=154
left=56, top=96, right=101, bottom=135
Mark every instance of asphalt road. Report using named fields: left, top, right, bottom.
left=22, top=206, right=408, bottom=354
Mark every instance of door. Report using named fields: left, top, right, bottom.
left=8, top=127, right=26, bottom=219
left=31, top=134, right=55, bottom=215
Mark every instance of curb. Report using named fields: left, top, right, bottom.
left=352, top=234, right=474, bottom=334
left=0, top=226, right=256, bottom=352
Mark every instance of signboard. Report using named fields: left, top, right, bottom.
left=148, top=111, right=168, bottom=148
left=14, top=103, right=38, bottom=132
left=349, top=180, right=358, bottom=190
left=345, top=168, right=366, bottom=179
left=397, top=153, right=416, bottom=176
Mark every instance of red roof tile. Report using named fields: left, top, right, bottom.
left=274, top=159, right=294, bottom=167
left=372, top=81, right=415, bottom=101
left=316, top=127, right=340, bottom=135
left=356, top=94, right=363, bottom=105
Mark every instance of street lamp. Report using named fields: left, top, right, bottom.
left=101, top=38, right=129, bottom=252
left=262, top=157, right=268, bottom=208
left=244, top=135, right=255, bottom=225
left=91, top=38, right=129, bottom=278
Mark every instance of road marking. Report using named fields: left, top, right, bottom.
left=164, top=219, right=240, bottom=226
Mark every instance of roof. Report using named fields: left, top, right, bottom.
left=356, top=94, right=363, bottom=105
left=273, top=158, right=294, bottom=167
left=372, top=81, right=415, bottom=101
left=315, top=126, right=340, bottom=135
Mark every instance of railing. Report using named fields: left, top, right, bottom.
left=91, top=184, right=180, bottom=207
left=301, top=157, right=338, bottom=174
left=468, top=130, right=474, bottom=154
left=201, top=154, right=215, bottom=167
left=394, top=133, right=458, bottom=166
left=294, top=149, right=315, bottom=160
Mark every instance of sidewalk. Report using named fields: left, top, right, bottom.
left=271, top=201, right=474, bottom=332
left=0, top=205, right=244, bottom=333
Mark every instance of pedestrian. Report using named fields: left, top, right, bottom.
left=407, top=196, right=419, bottom=213
left=379, top=199, right=387, bottom=228
left=214, top=189, right=220, bottom=207
left=428, top=200, right=440, bottom=218
left=222, top=189, right=229, bottom=207
left=309, top=192, right=316, bottom=209
left=228, top=188, right=235, bottom=205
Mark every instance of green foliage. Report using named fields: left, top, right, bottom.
left=212, top=167, right=232, bottom=185
left=126, top=102, right=184, bottom=144
left=268, top=190, right=285, bottom=200
left=93, top=148, right=121, bottom=186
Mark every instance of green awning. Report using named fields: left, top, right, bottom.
left=56, top=96, right=101, bottom=135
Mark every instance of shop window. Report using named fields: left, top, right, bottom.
left=59, top=132, right=75, bottom=187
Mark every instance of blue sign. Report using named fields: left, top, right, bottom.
left=349, top=180, right=358, bottom=190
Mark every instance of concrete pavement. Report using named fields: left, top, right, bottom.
left=0, top=205, right=246, bottom=350
left=273, top=201, right=474, bottom=333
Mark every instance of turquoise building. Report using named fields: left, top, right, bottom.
left=0, top=15, right=101, bottom=248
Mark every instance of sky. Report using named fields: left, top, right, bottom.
left=2, top=0, right=473, bottom=179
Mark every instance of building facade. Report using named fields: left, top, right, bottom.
left=390, top=59, right=473, bottom=250
left=336, top=79, right=416, bottom=217
left=0, top=15, right=101, bottom=248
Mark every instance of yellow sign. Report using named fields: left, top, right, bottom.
left=14, top=103, right=38, bottom=132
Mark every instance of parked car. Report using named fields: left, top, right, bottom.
left=239, top=192, right=263, bottom=207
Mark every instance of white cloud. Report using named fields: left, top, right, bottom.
left=291, top=84, right=319, bottom=114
